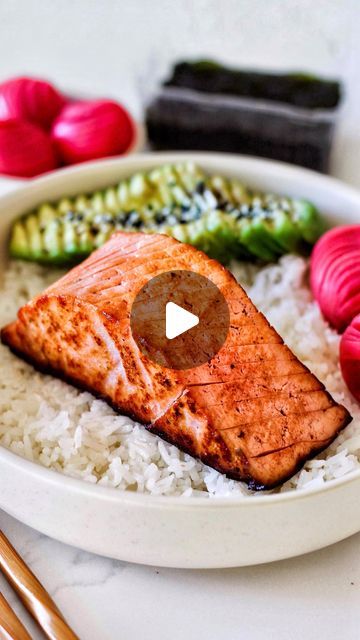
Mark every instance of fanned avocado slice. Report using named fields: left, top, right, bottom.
left=237, top=218, right=278, bottom=262
left=8, top=162, right=325, bottom=266
left=294, top=199, right=327, bottom=244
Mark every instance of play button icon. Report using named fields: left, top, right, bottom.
left=165, top=302, right=199, bottom=340
left=130, top=270, right=230, bottom=370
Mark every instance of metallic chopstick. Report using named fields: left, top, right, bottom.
left=0, top=531, right=79, bottom=640
left=0, top=591, right=32, bottom=640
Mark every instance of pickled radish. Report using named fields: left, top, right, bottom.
left=0, top=119, right=57, bottom=177
left=310, top=225, right=360, bottom=331
left=0, top=76, right=135, bottom=176
left=51, top=100, right=134, bottom=165
left=0, top=77, right=66, bottom=130
left=340, top=315, right=360, bottom=402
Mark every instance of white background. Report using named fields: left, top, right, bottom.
left=0, top=0, right=359, bottom=186
left=0, top=2, right=360, bottom=639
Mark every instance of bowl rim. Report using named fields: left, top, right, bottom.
left=1, top=150, right=360, bottom=510
left=2, top=150, right=360, bottom=203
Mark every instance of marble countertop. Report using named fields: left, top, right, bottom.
left=1, top=511, right=360, bottom=640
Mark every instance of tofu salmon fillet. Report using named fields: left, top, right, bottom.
left=1, top=232, right=351, bottom=489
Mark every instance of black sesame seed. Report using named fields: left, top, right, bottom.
left=179, top=206, right=202, bottom=223
left=155, top=212, right=166, bottom=224
left=124, top=210, right=142, bottom=228
left=195, top=181, right=205, bottom=195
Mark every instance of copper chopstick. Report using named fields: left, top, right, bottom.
left=0, top=591, right=32, bottom=640
left=0, top=531, right=79, bottom=640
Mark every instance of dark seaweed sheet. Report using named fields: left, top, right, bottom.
left=165, top=60, right=341, bottom=110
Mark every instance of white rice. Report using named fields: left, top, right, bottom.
left=1, top=256, right=359, bottom=498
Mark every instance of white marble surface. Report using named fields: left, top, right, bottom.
left=0, top=2, right=360, bottom=638
left=1, top=511, right=360, bottom=640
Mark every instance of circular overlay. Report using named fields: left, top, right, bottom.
left=130, top=270, right=230, bottom=370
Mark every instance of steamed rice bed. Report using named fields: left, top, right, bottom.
left=1, top=256, right=359, bottom=497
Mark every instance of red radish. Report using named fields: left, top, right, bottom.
left=51, top=99, right=134, bottom=165
left=0, top=77, right=66, bottom=130
left=0, top=119, right=57, bottom=178
left=340, top=314, right=360, bottom=402
left=310, top=225, right=360, bottom=331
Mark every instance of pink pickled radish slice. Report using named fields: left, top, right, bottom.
left=311, top=226, right=360, bottom=331
left=340, top=314, right=360, bottom=402
left=0, top=119, right=57, bottom=177
left=0, top=76, right=66, bottom=130
left=51, top=99, right=135, bottom=165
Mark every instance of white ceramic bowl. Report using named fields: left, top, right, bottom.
left=1, top=152, right=360, bottom=569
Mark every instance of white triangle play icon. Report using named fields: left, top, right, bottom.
left=165, top=302, right=199, bottom=340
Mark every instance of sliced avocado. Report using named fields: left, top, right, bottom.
left=104, top=187, right=120, bottom=214
left=58, top=198, right=73, bottom=216
left=62, top=219, right=80, bottom=257
left=9, top=221, right=29, bottom=259
left=91, top=191, right=107, bottom=215
left=78, top=228, right=95, bottom=255
left=74, top=195, right=90, bottom=213
left=269, top=209, right=303, bottom=252
left=165, top=223, right=190, bottom=244
left=38, top=203, right=56, bottom=224
left=247, top=214, right=285, bottom=258
left=237, top=218, right=278, bottom=262
left=7, top=163, right=325, bottom=266
left=175, top=161, right=205, bottom=193
left=203, top=210, right=240, bottom=263
left=42, top=219, right=62, bottom=262
left=25, top=214, right=43, bottom=260
left=294, top=200, right=326, bottom=244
